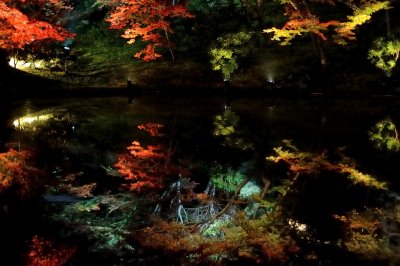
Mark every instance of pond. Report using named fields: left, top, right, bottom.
left=1, top=94, right=400, bottom=265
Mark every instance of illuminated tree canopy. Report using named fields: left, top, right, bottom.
left=209, top=31, right=252, bottom=79
left=105, top=0, right=193, bottom=61
left=264, top=0, right=391, bottom=65
left=335, top=0, right=391, bottom=44
left=368, top=36, right=400, bottom=75
left=0, top=0, right=73, bottom=52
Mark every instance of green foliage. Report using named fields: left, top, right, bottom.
left=72, top=21, right=135, bottom=69
left=182, top=0, right=251, bottom=57
left=50, top=194, right=137, bottom=254
left=188, top=0, right=241, bottom=13
left=368, top=37, right=400, bottom=75
left=202, top=215, right=233, bottom=238
left=210, top=165, right=246, bottom=194
left=209, top=31, right=252, bottom=79
left=369, top=118, right=400, bottom=152
left=246, top=179, right=291, bottom=217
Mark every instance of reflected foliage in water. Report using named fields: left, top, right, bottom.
left=213, top=107, right=253, bottom=150
left=2, top=96, right=400, bottom=265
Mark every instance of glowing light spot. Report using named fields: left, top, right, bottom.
left=13, top=114, right=53, bottom=129
left=288, top=219, right=307, bottom=232
left=8, top=57, right=45, bottom=71
left=267, top=72, right=274, bottom=83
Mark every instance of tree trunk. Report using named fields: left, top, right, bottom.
left=299, top=0, right=327, bottom=67
left=0, top=49, right=9, bottom=70
left=164, top=29, right=175, bottom=61
left=311, top=33, right=327, bottom=67
left=385, top=9, right=391, bottom=37
left=241, top=0, right=265, bottom=29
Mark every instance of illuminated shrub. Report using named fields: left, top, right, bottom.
left=334, top=208, right=399, bottom=263
left=135, top=216, right=297, bottom=265
left=209, top=32, right=252, bottom=79
left=26, top=235, right=76, bottom=266
left=369, top=118, right=400, bottom=152
left=209, top=165, right=246, bottom=194
left=368, top=37, right=400, bottom=76
left=0, top=149, right=40, bottom=196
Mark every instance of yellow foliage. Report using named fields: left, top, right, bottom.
left=265, top=0, right=389, bottom=46
left=339, top=165, right=387, bottom=190
left=334, top=208, right=400, bottom=264
left=335, top=1, right=391, bottom=44
left=267, top=141, right=387, bottom=190
left=345, top=232, right=389, bottom=258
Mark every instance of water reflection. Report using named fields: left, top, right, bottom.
left=5, top=96, right=399, bottom=157
left=2, top=95, right=400, bottom=265
left=13, top=114, right=53, bottom=128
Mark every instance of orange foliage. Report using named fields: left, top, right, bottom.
left=114, top=140, right=174, bottom=192
left=268, top=0, right=388, bottom=47
left=282, top=9, right=339, bottom=41
left=0, top=0, right=73, bottom=51
left=135, top=218, right=297, bottom=264
left=0, top=149, right=40, bottom=196
left=134, top=43, right=163, bottom=61
left=196, top=192, right=210, bottom=203
left=333, top=211, right=380, bottom=233
left=267, top=144, right=387, bottom=190
left=137, top=122, right=164, bottom=137
left=115, top=122, right=191, bottom=192
left=127, top=141, right=166, bottom=159
left=105, top=0, right=193, bottom=61
left=26, top=235, right=76, bottom=266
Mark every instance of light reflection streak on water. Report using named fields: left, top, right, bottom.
left=13, top=114, right=53, bottom=129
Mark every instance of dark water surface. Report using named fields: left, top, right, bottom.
left=4, top=95, right=397, bottom=152
left=1, top=94, right=400, bottom=265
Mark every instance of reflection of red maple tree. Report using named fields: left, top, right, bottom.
left=115, top=141, right=169, bottom=191
left=137, top=122, right=164, bottom=137
left=0, top=0, right=73, bottom=52
left=0, top=149, right=40, bottom=196
left=115, top=122, right=192, bottom=192
left=105, top=0, right=193, bottom=61
left=26, top=235, right=76, bottom=266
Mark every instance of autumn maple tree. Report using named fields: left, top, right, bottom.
left=265, top=0, right=391, bottom=66
left=0, top=0, right=74, bottom=59
left=105, top=0, right=193, bottom=61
